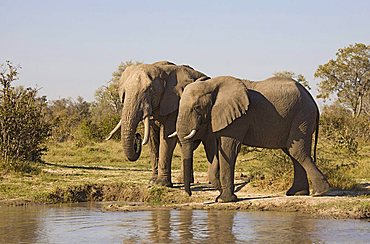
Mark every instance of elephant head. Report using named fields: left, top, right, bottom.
left=118, top=61, right=207, bottom=161
left=174, top=76, right=249, bottom=195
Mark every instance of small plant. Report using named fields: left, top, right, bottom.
left=147, top=185, right=167, bottom=205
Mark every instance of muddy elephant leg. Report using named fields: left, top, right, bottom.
left=288, top=139, right=330, bottom=196
left=149, top=121, right=160, bottom=184
left=216, top=136, right=240, bottom=203
left=282, top=148, right=309, bottom=196
left=155, top=116, right=177, bottom=187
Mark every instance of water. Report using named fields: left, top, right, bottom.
left=0, top=203, right=369, bottom=243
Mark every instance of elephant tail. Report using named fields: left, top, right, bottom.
left=313, top=111, right=319, bottom=163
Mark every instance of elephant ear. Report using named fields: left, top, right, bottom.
left=211, top=78, right=250, bottom=132
left=202, top=131, right=217, bottom=163
left=159, top=68, right=209, bottom=116
left=159, top=70, right=180, bottom=116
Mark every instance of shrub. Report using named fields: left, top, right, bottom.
left=320, top=103, right=360, bottom=153
left=316, top=157, right=357, bottom=190
left=46, top=97, right=91, bottom=142
left=0, top=61, right=51, bottom=172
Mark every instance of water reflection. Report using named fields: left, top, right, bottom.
left=0, top=204, right=369, bottom=243
left=207, top=210, right=236, bottom=243
left=0, top=206, right=39, bottom=243
left=149, top=209, right=172, bottom=243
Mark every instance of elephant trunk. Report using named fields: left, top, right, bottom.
left=121, top=108, right=142, bottom=162
left=181, top=142, right=194, bottom=196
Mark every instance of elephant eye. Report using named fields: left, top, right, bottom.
left=193, top=105, right=201, bottom=113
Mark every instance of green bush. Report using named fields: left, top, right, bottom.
left=320, top=103, right=360, bottom=154
left=0, top=61, right=51, bottom=172
left=316, top=157, right=357, bottom=190
left=46, top=97, right=91, bottom=142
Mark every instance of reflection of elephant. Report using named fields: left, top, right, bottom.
left=107, top=61, right=208, bottom=186
left=174, top=76, right=330, bottom=202
left=149, top=209, right=171, bottom=243
left=207, top=210, right=236, bottom=242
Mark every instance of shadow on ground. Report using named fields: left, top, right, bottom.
left=40, top=161, right=150, bottom=172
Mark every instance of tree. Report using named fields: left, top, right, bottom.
left=315, top=43, right=370, bottom=117
left=363, top=94, right=370, bottom=118
left=273, top=71, right=311, bottom=90
left=0, top=61, right=51, bottom=172
left=46, top=97, right=91, bottom=142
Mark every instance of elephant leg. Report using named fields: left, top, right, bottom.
left=216, top=136, right=240, bottom=203
left=148, top=121, right=160, bottom=184
left=288, top=139, right=330, bottom=196
left=282, top=148, right=309, bottom=196
left=208, top=155, right=221, bottom=189
left=156, top=117, right=177, bottom=187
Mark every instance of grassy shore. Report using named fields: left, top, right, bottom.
left=0, top=140, right=369, bottom=219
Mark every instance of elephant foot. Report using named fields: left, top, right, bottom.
left=176, top=174, right=194, bottom=184
left=286, top=187, right=309, bottom=196
left=210, top=178, right=221, bottom=190
left=215, top=192, right=238, bottom=203
left=155, top=178, right=173, bottom=188
left=311, top=181, right=330, bottom=196
left=149, top=176, right=158, bottom=184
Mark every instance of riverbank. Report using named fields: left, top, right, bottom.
left=1, top=173, right=369, bottom=219
left=0, top=141, right=369, bottom=219
left=103, top=180, right=370, bottom=219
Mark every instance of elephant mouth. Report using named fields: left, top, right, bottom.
left=167, top=129, right=197, bottom=140
left=184, top=129, right=197, bottom=140
left=134, top=133, right=142, bottom=154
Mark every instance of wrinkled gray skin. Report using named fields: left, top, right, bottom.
left=175, top=76, right=330, bottom=202
left=113, top=61, right=208, bottom=187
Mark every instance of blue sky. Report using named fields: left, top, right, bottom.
left=1, top=0, right=369, bottom=101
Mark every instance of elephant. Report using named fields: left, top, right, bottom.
left=172, top=76, right=330, bottom=202
left=106, top=61, right=208, bottom=187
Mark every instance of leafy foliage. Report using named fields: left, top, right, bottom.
left=0, top=61, right=51, bottom=172
left=315, top=43, right=370, bottom=117
left=45, top=60, right=140, bottom=145
left=320, top=103, right=359, bottom=153
left=46, top=97, right=91, bottom=142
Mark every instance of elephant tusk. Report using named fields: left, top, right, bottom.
left=105, top=119, right=122, bottom=140
left=142, top=116, right=150, bottom=145
left=168, top=131, right=178, bottom=138
left=184, top=129, right=197, bottom=140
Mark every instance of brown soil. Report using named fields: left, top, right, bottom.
left=103, top=180, right=370, bottom=219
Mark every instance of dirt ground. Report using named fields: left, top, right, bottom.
left=1, top=168, right=369, bottom=219
left=104, top=176, right=370, bottom=220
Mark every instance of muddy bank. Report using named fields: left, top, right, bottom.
left=1, top=181, right=369, bottom=219
left=105, top=193, right=370, bottom=219
left=100, top=181, right=370, bottom=220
